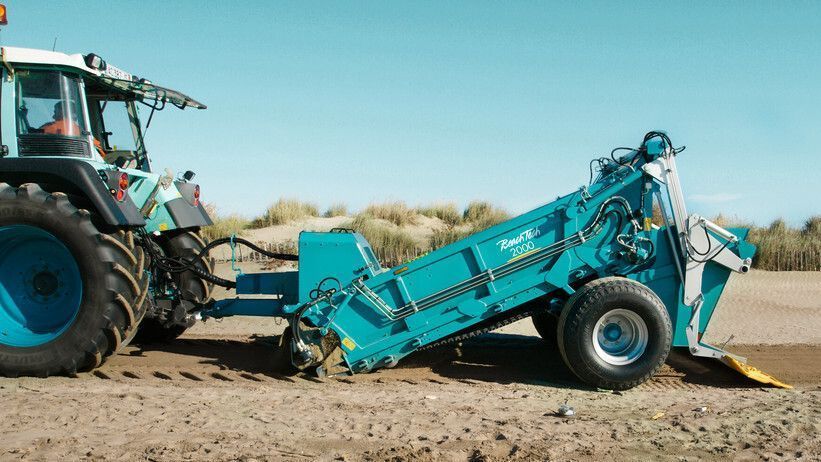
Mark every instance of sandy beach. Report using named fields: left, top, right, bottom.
left=1, top=268, right=819, bottom=461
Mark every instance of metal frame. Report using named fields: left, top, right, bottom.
left=642, top=146, right=752, bottom=360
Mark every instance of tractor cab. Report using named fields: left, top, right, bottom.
left=7, top=47, right=205, bottom=173
left=0, top=46, right=212, bottom=232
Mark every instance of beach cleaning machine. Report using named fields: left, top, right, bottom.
left=201, top=131, right=789, bottom=390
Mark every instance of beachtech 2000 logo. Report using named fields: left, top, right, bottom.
left=496, top=227, right=541, bottom=258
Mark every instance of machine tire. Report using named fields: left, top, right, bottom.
left=164, top=230, right=215, bottom=305
left=531, top=311, right=559, bottom=350
left=0, top=183, right=148, bottom=377
left=557, top=277, right=672, bottom=390
left=134, top=230, right=214, bottom=344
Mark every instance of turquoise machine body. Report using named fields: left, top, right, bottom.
left=205, top=138, right=754, bottom=374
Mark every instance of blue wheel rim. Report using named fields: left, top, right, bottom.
left=0, top=225, right=83, bottom=347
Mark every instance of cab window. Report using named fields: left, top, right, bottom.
left=98, top=101, right=137, bottom=151
left=87, top=98, right=141, bottom=167
left=16, top=70, right=87, bottom=137
left=15, top=70, right=93, bottom=158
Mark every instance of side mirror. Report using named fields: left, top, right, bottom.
left=182, top=170, right=195, bottom=181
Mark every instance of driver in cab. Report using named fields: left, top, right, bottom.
left=39, top=101, right=107, bottom=159
left=39, top=101, right=81, bottom=136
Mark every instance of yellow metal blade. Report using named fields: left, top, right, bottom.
left=720, top=355, right=793, bottom=389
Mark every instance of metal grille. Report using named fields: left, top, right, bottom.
left=18, top=135, right=91, bottom=158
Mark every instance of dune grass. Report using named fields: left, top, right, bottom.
left=424, top=202, right=510, bottom=249
left=348, top=201, right=511, bottom=264
left=343, top=215, right=421, bottom=264
left=250, top=198, right=319, bottom=228
left=655, top=212, right=821, bottom=271
left=323, top=203, right=348, bottom=218
left=360, top=201, right=418, bottom=227
left=199, top=204, right=250, bottom=241
left=741, top=217, right=821, bottom=271
left=201, top=214, right=250, bottom=241
left=417, top=203, right=462, bottom=227
left=463, top=201, right=511, bottom=232
left=429, top=227, right=473, bottom=249
left=802, top=216, right=821, bottom=236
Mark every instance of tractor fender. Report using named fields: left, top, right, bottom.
left=164, top=197, right=213, bottom=229
left=166, top=180, right=213, bottom=229
left=0, top=157, right=145, bottom=226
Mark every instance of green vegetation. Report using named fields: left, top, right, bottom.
left=734, top=216, right=821, bottom=272
left=652, top=209, right=821, bottom=271
left=344, top=201, right=509, bottom=265
left=429, top=227, right=472, bottom=249
left=323, top=203, right=348, bottom=218
left=361, top=201, right=418, bottom=227
left=417, top=202, right=462, bottom=226
left=201, top=214, right=250, bottom=241
left=463, top=201, right=510, bottom=232
left=217, top=197, right=820, bottom=272
left=200, top=204, right=250, bottom=241
left=250, top=198, right=319, bottom=228
left=424, top=202, right=510, bottom=250
left=803, top=216, right=821, bottom=236
left=343, top=215, right=420, bottom=264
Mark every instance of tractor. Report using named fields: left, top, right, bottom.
left=0, top=46, right=215, bottom=377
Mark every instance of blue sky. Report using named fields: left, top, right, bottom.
left=3, top=2, right=819, bottom=225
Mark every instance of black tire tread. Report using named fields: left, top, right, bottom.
left=166, top=230, right=215, bottom=304
left=531, top=311, right=559, bottom=350
left=557, top=277, right=672, bottom=390
left=0, top=182, right=148, bottom=376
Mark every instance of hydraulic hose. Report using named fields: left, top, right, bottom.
left=139, top=231, right=299, bottom=289
left=195, top=236, right=299, bottom=263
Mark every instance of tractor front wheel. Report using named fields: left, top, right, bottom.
left=0, top=183, right=148, bottom=377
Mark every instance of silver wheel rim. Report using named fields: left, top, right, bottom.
left=591, top=309, right=648, bottom=365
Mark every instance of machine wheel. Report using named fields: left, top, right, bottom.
left=557, top=277, right=672, bottom=390
left=531, top=311, right=559, bottom=350
left=162, top=230, right=215, bottom=305
left=0, top=183, right=148, bottom=377
left=134, top=230, right=214, bottom=344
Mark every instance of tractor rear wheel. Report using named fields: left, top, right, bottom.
left=134, top=230, right=214, bottom=343
left=0, top=183, right=148, bottom=377
left=163, top=230, right=215, bottom=305
left=557, top=277, right=672, bottom=390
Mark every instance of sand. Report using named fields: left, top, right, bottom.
left=1, top=268, right=820, bottom=461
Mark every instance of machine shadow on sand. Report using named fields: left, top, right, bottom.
left=125, top=333, right=762, bottom=389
